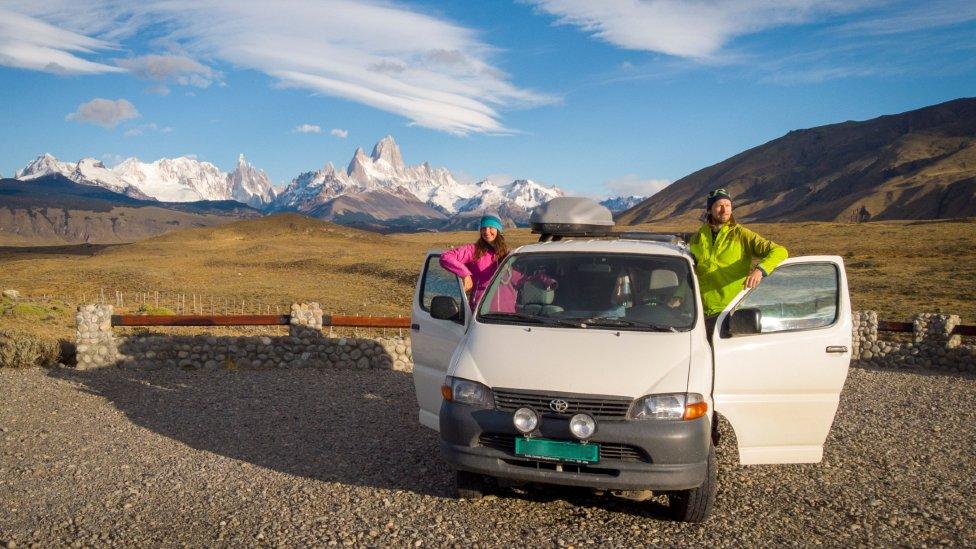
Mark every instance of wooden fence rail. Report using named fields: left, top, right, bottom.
left=878, top=320, right=976, bottom=336
left=111, top=314, right=412, bottom=329
left=110, top=314, right=973, bottom=334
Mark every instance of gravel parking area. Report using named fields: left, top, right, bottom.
left=1, top=365, right=974, bottom=547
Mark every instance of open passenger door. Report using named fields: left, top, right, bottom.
left=411, top=252, right=467, bottom=431
left=713, top=256, right=852, bottom=465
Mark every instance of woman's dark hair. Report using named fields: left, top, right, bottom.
left=474, top=231, right=509, bottom=260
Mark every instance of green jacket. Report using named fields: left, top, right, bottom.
left=689, top=222, right=788, bottom=316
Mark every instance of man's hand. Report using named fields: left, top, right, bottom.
left=744, top=269, right=763, bottom=289
left=462, top=275, right=474, bottom=293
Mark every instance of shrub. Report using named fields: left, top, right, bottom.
left=136, top=304, right=176, bottom=316
left=0, top=329, right=61, bottom=368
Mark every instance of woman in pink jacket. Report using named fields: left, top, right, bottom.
left=439, top=214, right=509, bottom=308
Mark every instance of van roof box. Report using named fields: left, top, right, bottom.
left=530, top=197, right=614, bottom=240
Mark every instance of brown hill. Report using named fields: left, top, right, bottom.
left=0, top=175, right=260, bottom=245
left=617, top=97, right=976, bottom=224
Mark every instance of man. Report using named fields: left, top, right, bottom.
left=689, top=188, right=788, bottom=337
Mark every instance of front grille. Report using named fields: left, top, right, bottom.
left=493, top=388, right=633, bottom=420
left=479, top=433, right=650, bottom=463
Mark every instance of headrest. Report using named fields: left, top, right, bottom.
left=649, top=269, right=679, bottom=290
left=518, top=278, right=555, bottom=305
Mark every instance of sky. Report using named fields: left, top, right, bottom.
left=1, top=0, right=974, bottom=199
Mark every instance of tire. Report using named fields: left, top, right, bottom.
left=455, top=470, right=487, bottom=499
left=667, top=446, right=717, bottom=523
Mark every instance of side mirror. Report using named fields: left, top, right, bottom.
left=727, top=307, right=762, bottom=336
left=430, top=295, right=463, bottom=323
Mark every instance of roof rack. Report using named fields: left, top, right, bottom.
left=612, top=232, right=691, bottom=245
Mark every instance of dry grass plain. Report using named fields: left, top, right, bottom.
left=1, top=213, right=975, bottom=344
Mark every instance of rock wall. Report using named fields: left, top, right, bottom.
left=75, top=303, right=412, bottom=372
left=75, top=304, right=973, bottom=374
left=852, top=311, right=974, bottom=373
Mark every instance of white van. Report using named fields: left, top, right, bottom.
left=411, top=198, right=851, bottom=522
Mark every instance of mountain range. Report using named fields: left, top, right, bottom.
left=11, top=136, right=574, bottom=231
left=0, top=174, right=260, bottom=245
left=618, top=97, right=976, bottom=224
left=16, top=153, right=275, bottom=208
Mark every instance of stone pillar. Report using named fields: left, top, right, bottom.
left=75, top=304, right=118, bottom=369
left=852, top=310, right=878, bottom=359
left=913, top=313, right=961, bottom=349
left=289, top=302, right=323, bottom=339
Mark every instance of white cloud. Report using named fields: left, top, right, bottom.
left=123, top=122, right=171, bottom=137
left=330, top=128, right=348, bottom=138
left=115, top=54, right=218, bottom=94
left=66, top=98, right=139, bottom=128
left=293, top=124, right=322, bottom=134
left=526, top=0, right=874, bottom=59
left=0, top=6, right=125, bottom=74
left=4, top=1, right=557, bottom=135
left=100, top=153, right=125, bottom=167
left=604, top=174, right=672, bottom=198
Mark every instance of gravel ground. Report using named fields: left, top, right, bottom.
left=1, top=365, right=974, bottom=547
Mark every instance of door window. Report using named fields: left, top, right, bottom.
left=420, top=255, right=464, bottom=312
left=732, top=263, right=838, bottom=333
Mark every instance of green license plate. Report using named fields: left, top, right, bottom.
left=514, top=437, right=599, bottom=464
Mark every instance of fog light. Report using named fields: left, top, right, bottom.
left=569, top=413, right=596, bottom=440
left=513, top=407, right=539, bottom=434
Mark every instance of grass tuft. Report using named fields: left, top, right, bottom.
left=0, top=329, right=60, bottom=368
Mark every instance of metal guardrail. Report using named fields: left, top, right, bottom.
left=111, top=314, right=412, bottom=329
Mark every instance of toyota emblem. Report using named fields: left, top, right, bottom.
left=549, top=399, right=569, bottom=413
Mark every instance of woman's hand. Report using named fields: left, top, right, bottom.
left=462, top=275, right=474, bottom=293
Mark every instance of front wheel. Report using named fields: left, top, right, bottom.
left=667, top=446, right=717, bottom=522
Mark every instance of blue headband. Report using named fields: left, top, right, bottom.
left=479, top=214, right=503, bottom=232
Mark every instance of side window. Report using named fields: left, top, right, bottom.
left=421, top=255, right=464, bottom=312
left=734, top=263, right=838, bottom=333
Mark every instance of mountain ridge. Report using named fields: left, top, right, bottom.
left=617, top=97, right=976, bottom=224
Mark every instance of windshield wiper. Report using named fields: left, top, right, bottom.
left=573, top=315, right=678, bottom=332
left=479, top=312, right=583, bottom=328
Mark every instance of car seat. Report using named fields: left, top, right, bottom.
left=517, top=278, right=563, bottom=316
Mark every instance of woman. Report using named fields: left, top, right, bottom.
left=440, top=214, right=509, bottom=308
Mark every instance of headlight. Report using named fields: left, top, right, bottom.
left=513, top=407, right=539, bottom=434
left=629, top=393, right=707, bottom=420
left=441, top=377, right=494, bottom=408
left=569, top=413, right=596, bottom=440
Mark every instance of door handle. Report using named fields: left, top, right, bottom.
left=826, top=346, right=848, bottom=354
left=411, top=323, right=420, bottom=331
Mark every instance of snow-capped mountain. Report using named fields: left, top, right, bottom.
left=227, top=154, right=275, bottom=208
left=601, top=195, right=646, bottom=213
left=16, top=154, right=152, bottom=199
left=14, top=153, right=274, bottom=205
left=273, top=135, right=563, bottom=225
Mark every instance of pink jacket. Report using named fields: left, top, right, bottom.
left=440, top=244, right=554, bottom=312
left=439, top=243, right=501, bottom=308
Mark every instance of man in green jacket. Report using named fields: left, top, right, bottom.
left=689, top=188, right=788, bottom=336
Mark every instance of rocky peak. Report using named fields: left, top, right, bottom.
left=370, top=135, right=404, bottom=172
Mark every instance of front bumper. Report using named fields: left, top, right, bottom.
left=439, top=401, right=710, bottom=491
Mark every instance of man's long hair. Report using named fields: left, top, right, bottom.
left=705, top=212, right=737, bottom=226
left=474, top=232, right=509, bottom=260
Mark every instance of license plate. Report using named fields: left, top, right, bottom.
left=514, top=437, right=599, bottom=464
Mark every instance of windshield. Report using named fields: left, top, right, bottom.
left=477, top=252, right=696, bottom=331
